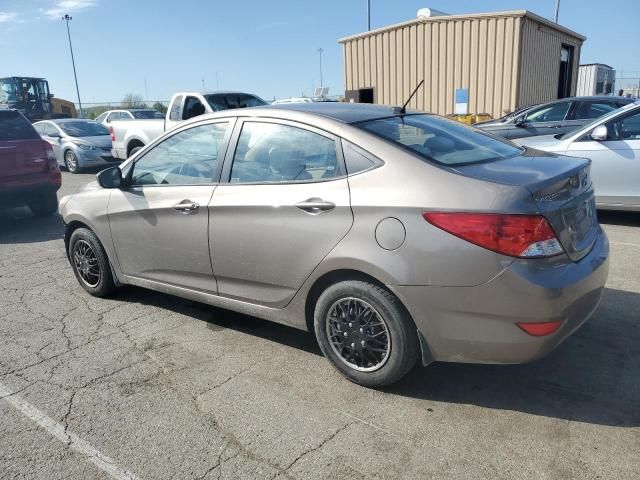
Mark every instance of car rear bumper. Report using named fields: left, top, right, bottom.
left=0, top=178, right=60, bottom=207
left=388, top=228, right=609, bottom=365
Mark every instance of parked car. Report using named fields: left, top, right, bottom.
left=60, top=103, right=608, bottom=387
left=475, top=96, right=634, bottom=139
left=515, top=101, right=640, bottom=211
left=0, top=109, right=60, bottom=215
left=34, top=119, right=117, bottom=174
left=109, top=91, right=267, bottom=160
left=95, top=109, right=164, bottom=125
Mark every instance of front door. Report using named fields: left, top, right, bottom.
left=108, top=120, right=232, bottom=292
left=210, top=119, right=353, bottom=307
left=566, top=109, right=640, bottom=207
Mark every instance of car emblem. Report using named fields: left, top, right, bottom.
left=569, top=175, right=580, bottom=188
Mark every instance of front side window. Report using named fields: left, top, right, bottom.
left=230, top=122, right=340, bottom=183
left=357, top=114, right=522, bottom=166
left=131, top=122, right=229, bottom=186
left=605, top=111, right=640, bottom=141
left=526, top=102, right=571, bottom=122
left=183, top=96, right=206, bottom=120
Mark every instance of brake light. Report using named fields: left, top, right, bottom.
left=423, top=212, right=563, bottom=258
left=109, top=126, right=115, bottom=142
left=517, top=320, right=563, bottom=336
left=42, top=141, right=59, bottom=173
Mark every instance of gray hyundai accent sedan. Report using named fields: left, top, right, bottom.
left=59, top=103, right=609, bottom=387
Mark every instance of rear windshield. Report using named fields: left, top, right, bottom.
left=132, top=110, right=164, bottom=119
left=59, top=121, right=109, bottom=137
left=205, top=93, right=267, bottom=111
left=356, top=114, right=523, bottom=166
left=0, top=110, right=39, bottom=141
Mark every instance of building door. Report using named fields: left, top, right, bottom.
left=557, top=45, right=574, bottom=98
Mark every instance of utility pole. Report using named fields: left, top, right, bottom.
left=62, top=14, right=83, bottom=118
left=367, top=0, right=371, bottom=30
left=201, top=77, right=205, bottom=90
left=554, top=0, right=560, bottom=23
left=144, top=77, right=148, bottom=103
left=317, top=48, right=323, bottom=92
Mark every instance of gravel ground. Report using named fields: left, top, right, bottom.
left=0, top=170, right=638, bottom=480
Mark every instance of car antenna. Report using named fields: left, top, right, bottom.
left=395, top=80, right=424, bottom=115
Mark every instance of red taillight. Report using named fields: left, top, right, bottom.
left=42, top=141, right=59, bottom=173
left=423, top=212, right=563, bottom=258
left=517, top=320, right=563, bottom=336
left=109, top=126, right=115, bottom=142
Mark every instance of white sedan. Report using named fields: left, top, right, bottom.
left=516, top=101, right=640, bottom=211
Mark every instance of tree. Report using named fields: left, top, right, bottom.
left=153, top=101, right=168, bottom=114
left=121, top=93, right=146, bottom=109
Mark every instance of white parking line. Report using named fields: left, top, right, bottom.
left=610, top=241, right=640, bottom=248
left=0, top=383, right=141, bottom=480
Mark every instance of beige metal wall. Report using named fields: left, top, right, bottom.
left=518, top=17, right=582, bottom=107
left=340, top=12, right=584, bottom=119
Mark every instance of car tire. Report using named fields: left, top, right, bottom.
left=314, top=280, right=419, bottom=388
left=68, top=228, right=116, bottom=297
left=129, top=146, right=143, bottom=157
left=28, top=191, right=58, bottom=216
left=64, top=150, right=81, bottom=173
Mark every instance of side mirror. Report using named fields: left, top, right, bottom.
left=97, top=166, right=123, bottom=189
left=514, top=116, right=526, bottom=127
left=590, top=125, right=608, bottom=141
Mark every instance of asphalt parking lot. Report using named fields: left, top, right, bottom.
left=1, top=170, right=638, bottom=480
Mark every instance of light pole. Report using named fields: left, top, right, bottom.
left=367, top=0, right=371, bottom=30
left=62, top=14, right=83, bottom=118
left=317, top=48, right=323, bottom=93
left=554, top=0, right=560, bottom=23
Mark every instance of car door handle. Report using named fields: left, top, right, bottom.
left=173, top=201, right=199, bottom=214
left=295, top=198, right=336, bottom=214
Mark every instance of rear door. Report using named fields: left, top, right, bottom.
left=209, top=119, right=353, bottom=307
left=0, top=111, right=48, bottom=182
left=565, top=108, right=640, bottom=207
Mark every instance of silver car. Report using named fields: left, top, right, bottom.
left=59, top=103, right=609, bottom=387
left=34, top=119, right=117, bottom=173
left=515, top=101, right=640, bottom=211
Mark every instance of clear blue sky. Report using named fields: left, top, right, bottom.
left=1, top=0, right=639, bottom=104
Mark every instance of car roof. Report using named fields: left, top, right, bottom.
left=257, top=102, right=405, bottom=124
left=47, top=118, right=99, bottom=124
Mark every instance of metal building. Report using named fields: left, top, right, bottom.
left=339, top=10, right=586, bottom=119
left=576, top=64, right=616, bottom=96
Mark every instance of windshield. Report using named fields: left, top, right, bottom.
left=205, top=93, right=267, bottom=111
left=132, top=110, right=164, bottom=119
left=357, top=114, right=523, bottom=166
left=0, top=78, right=18, bottom=103
left=59, top=121, right=109, bottom=137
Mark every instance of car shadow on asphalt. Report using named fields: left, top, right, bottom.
left=0, top=208, right=64, bottom=244
left=117, top=286, right=322, bottom=356
left=121, top=284, right=638, bottom=428
left=391, top=287, right=640, bottom=428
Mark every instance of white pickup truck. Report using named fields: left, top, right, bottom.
left=109, top=91, right=267, bottom=159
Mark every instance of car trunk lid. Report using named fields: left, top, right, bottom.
left=453, top=152, right=599, bottom=262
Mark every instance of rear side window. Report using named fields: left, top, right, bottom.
left=341, top=140, right=382, bottom=175
left=230, top=122, right=341, bottom=183
left=575, top=102, right=618, bottom=120
left=0, top=111, right=39, bottom=141
left=169, top=96, right=183, bottom=121
left=357, top=114, right=522, bottom=166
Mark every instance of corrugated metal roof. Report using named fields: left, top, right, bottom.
left=338, top=10, right=585, bottom=43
